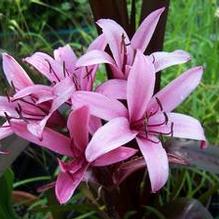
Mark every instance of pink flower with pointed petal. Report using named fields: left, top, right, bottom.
left=24, top=34, right=106, bottom=90
left=13, top=36, right=106, bottom=138
left=81, top=50, right=206, bottom=193
left=0, top=53, right=58, bottom=141
left=55, top=106, right=137, bottom=204
left=75, top=8, right=191, bottom=100
left=0, top=53, right=67, bottom=142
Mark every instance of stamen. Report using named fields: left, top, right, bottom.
left=72, top=74, right=81, bottom=90
left=147, top=138, right=160, bottom=144
left=147, top=112, right=168, bottom=128
left=4, top=112, right=11, bottom=124
left=19, top=99, right=48, bottom=114
left=148, top=108, right=159, bottom=118
left=83, top=66, right=92, bottom=79
left=151, top=54, right=155, bottom=64
left=170, top=122, right=174, bottom=138
left=63, top=61, right=66, bottom=78
left=144, top=116, right=148, bottom=139
left=120, top=34, right=128, bottom=73
left=11, top=81, right=18, bottom=92
left=15, top=104, right=29, bottom=123
left=63, top=61, right=70, bottom=77
left=120, top=33, right=126, bottom=52
left=45, top=59, right=60, bottom=82
left=148, top=122, right=174, bottom=136
left=132, top=49, right=137, bottom=65
left=163, top=112, right=169, bottom=125
left=155, top=97, right=163, bottom=111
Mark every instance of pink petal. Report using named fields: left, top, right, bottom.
left=10, top=121, right=72, bottom=156
left=148, top=112, right=207, bottom=147
left=96, top=79, right=127, bottom=99
left=58, top=159, right=85, bottom=174
left=2, top=53, right=33, bottom=90
left=0, top=96, right=18, bottom=117
left=127, top=51, right=155, bottom=122
left=96, top=19, right=130, bottom=69
left=77, top=66, right=96, bottom=91
left=150, top=50, right=191, bottom=72
left=27, top=77, right=75, bottom=137
left=0, top=122, right=13, bottom=140
left=12, top=85, right=53, bottom=101
left=131, top=7, right=165, bottom=52
left=87, top=33, right=107, bottom=51
left=85, top=117, right=137, bottom=162
left=24, top=52, right=64, bottom=83
left=67, top=106, right=90, bottom=154
left=71, top=91, right=128, bottom=121
left=147, top=66, right=203, bottom=112
left=89, top=115, right=102, bottom=135
left=55, top=164, right=88, bottom=204
left=93, top=146, right=137, bottom=166
left=76, top=50, right=116, bottom=67
left=136, top=136, right=169, bottom=192
left=54, top=44, right=77, bottom=74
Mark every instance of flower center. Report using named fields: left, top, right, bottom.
left=131, top=97, right=174, bottom=144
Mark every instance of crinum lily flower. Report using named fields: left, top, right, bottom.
left=75, top=8, right=191, bottom=100
left=9, top=35, right=106, bottom=138
left=72, top=51, right=206, bottom=192
left=0, top=53, right=63, bottom=142
left=24, top=34, right=106, bottom=90
left=7, top=105, right=137, bottom=204
left=55, top=106, right=137, bottom=204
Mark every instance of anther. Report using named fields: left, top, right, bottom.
left=83, top=66, right=92, bottom=79
left=63, top=61, right=70, bottom=77
left=45, top=59, right=60, bottom=82
left=4, top=112, right=11, bottom=124
left=151, top=54, right=155, bottom=64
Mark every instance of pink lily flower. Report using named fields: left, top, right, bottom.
left=0, top=53, right=66, bottom=141
left=11, top=35, right=106, bottom=138
left=24, top=34, right=106, bottom=90
left=75, top=8, right=191, bottom=99
left=0, top=53, right=59, bottom=140
left=72, top=51, right=206, bottom=192
left=55, top=106, right=137, bottom=204
left=5, top=103, right=137, bottom=203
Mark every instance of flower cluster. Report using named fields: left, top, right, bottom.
left=0, top=8, right=206, bottom=204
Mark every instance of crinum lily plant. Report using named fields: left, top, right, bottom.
left=0, top=8, right=206, bottom=205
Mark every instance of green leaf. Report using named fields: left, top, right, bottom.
left=0, top=169, right=18, bottom=219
